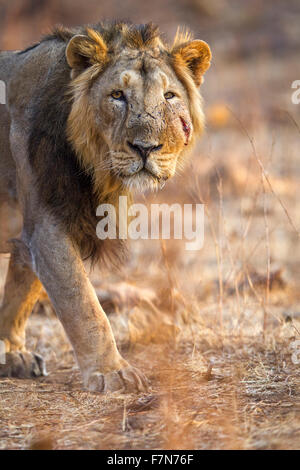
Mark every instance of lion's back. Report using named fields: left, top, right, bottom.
left=0, top=52, right=18, bottom=205
left=0, top=41, right=70, bottom=250
left=0, top=40, right=68, bottom=204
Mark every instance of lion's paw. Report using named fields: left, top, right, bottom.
left=0, top=351, right=47, bottom=378
left=86, top=365, right=149, bottom=393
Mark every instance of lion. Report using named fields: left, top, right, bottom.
left=0, top=22, right=211, bottom=392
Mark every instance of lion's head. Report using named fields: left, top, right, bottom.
left=66, top=23, right=211, bottom=194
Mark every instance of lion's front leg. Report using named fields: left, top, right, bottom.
left=28, top=219, right=148, bottom=393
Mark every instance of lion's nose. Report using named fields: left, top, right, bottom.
left=127, top=141, right=163, bottom=164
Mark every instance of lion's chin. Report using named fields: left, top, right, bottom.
left=120, top=169, right=163, bottom=193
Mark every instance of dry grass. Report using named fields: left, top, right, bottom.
left=0, top=0, right=300, bottom=451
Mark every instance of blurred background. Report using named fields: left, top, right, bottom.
left=0, top=0, right=299, bottom=451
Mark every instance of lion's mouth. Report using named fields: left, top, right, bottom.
left=119, top=167, right=161, bottom=180
left=118, top=168, right=169, bottom=191
left=140, top=167, right=161, bottom=180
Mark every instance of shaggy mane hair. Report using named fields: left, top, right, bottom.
left=26, top=22, right=207, bottom=266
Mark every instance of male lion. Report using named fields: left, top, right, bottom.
left=0, top=22, right=211, bottom=392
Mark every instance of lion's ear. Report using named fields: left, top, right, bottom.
left=66, top=30, right=108, bottom=73
left=172, top=40, right=211, bottom=87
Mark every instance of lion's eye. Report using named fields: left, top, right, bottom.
left=164, top=91, right=176, bottom=100
left=111, top=90, right=124, bottom=100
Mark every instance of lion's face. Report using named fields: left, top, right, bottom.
left=66, top=25, right=211, bottom=193
left=90, top=53, right=193, bottom=190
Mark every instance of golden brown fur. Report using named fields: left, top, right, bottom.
left=65, top=22, right=211, bottom=199
left=0, top=22, right=211, bottom=392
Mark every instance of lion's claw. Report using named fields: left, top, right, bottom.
left=0, top=351, right=47, bottom=378
left=86, top=366, right=149, bottom=393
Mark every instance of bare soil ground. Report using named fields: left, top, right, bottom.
left=0, top=0, right=299, bottom=450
